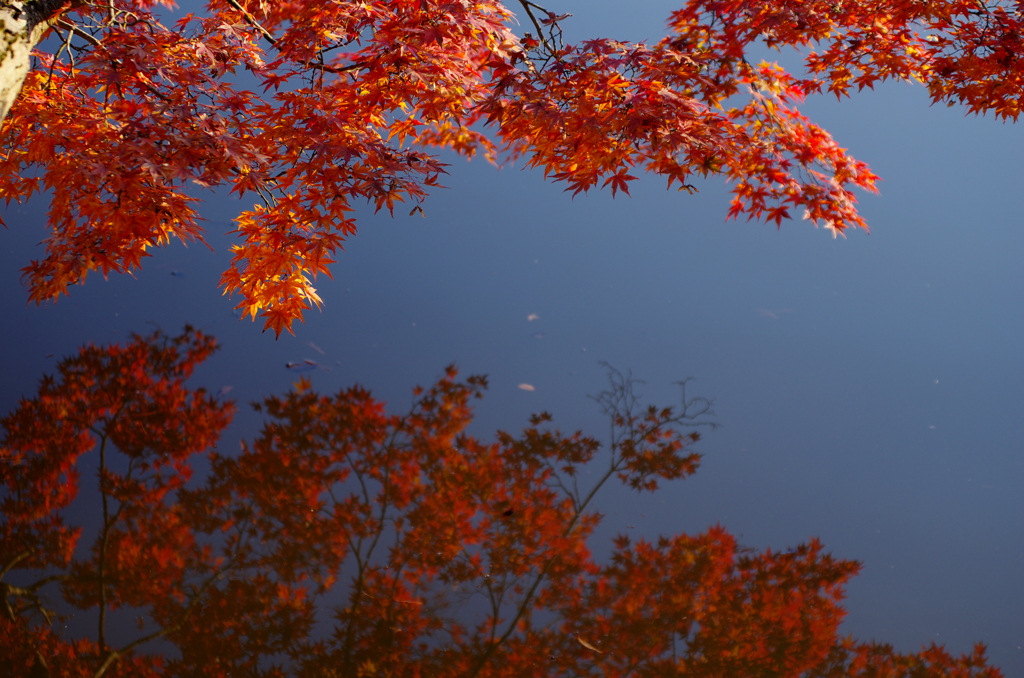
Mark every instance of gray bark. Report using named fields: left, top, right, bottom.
left=0, top=0, right=75, bottom=123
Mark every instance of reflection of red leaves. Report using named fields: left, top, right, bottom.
left=0, top=326, right=231, bottom=578
left=0, top=336, right=1004, bottom=677
left=1, top=327, right=234, bottom=675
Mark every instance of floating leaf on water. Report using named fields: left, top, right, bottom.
left=518, top=383, right=535, bottom=392
left=576, top=635, right=603, bottom=653
left=286, top=360, right=319, bottom=373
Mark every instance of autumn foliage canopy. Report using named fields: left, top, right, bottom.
left=0, top=328, right=1004, bottom=677
left=0, top=0, right=1022, bottom=334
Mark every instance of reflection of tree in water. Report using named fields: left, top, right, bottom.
left=0, top=328, right=1002, bottom=677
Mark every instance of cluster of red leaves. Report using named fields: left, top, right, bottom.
left=1, top=1, right=1020, bottom=334
left=0, top=330, right=1005, bottom=677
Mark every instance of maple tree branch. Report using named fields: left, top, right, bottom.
left=40, top=22, right=78, bottom=93
left=223, top=0, right=276, bottom=45
left=52, top=16, right=99, bottom=47
left=219, top=0, right=357, bottom=77
left=515, top=0, right=548, bottom=43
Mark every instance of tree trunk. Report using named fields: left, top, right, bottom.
left=0, top=0, right=73, bottom=123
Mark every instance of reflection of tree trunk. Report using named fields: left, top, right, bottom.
left=96, top=432, right=111, bottom=656
left=0, top=0, right=75, bottom=123
left=468, top=470, right=609, bottom=678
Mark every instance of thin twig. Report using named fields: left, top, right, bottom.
left=224, top=0, right=277, bottom=45
left=516, top=0, right=550, bottom=49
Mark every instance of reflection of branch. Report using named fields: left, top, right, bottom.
left=470, top=366, right=715, bottom=676
left=484, top=574, right=503, bottom=643
left=340, top=422, right=403, bottom=663
left=97, top=433, right=111, bottom=655
left=471, top=469, right=608, bottom=675
left=545, top=460, right=576, bottom=508
left=3, top=568, right=67, bottom=678
left=92, top=554, right=242, bottom=678
left=2, top=574, right=65, bottom=623
left=0, top=550, right=32, bottom=583
left=472, top=446, right=612, bottom=672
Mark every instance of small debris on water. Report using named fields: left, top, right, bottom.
left=757, top=308, right=793, bottom=319
left=286, top=360, right=320, bottom=373
left=518, top=383, right=536, bottom=392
